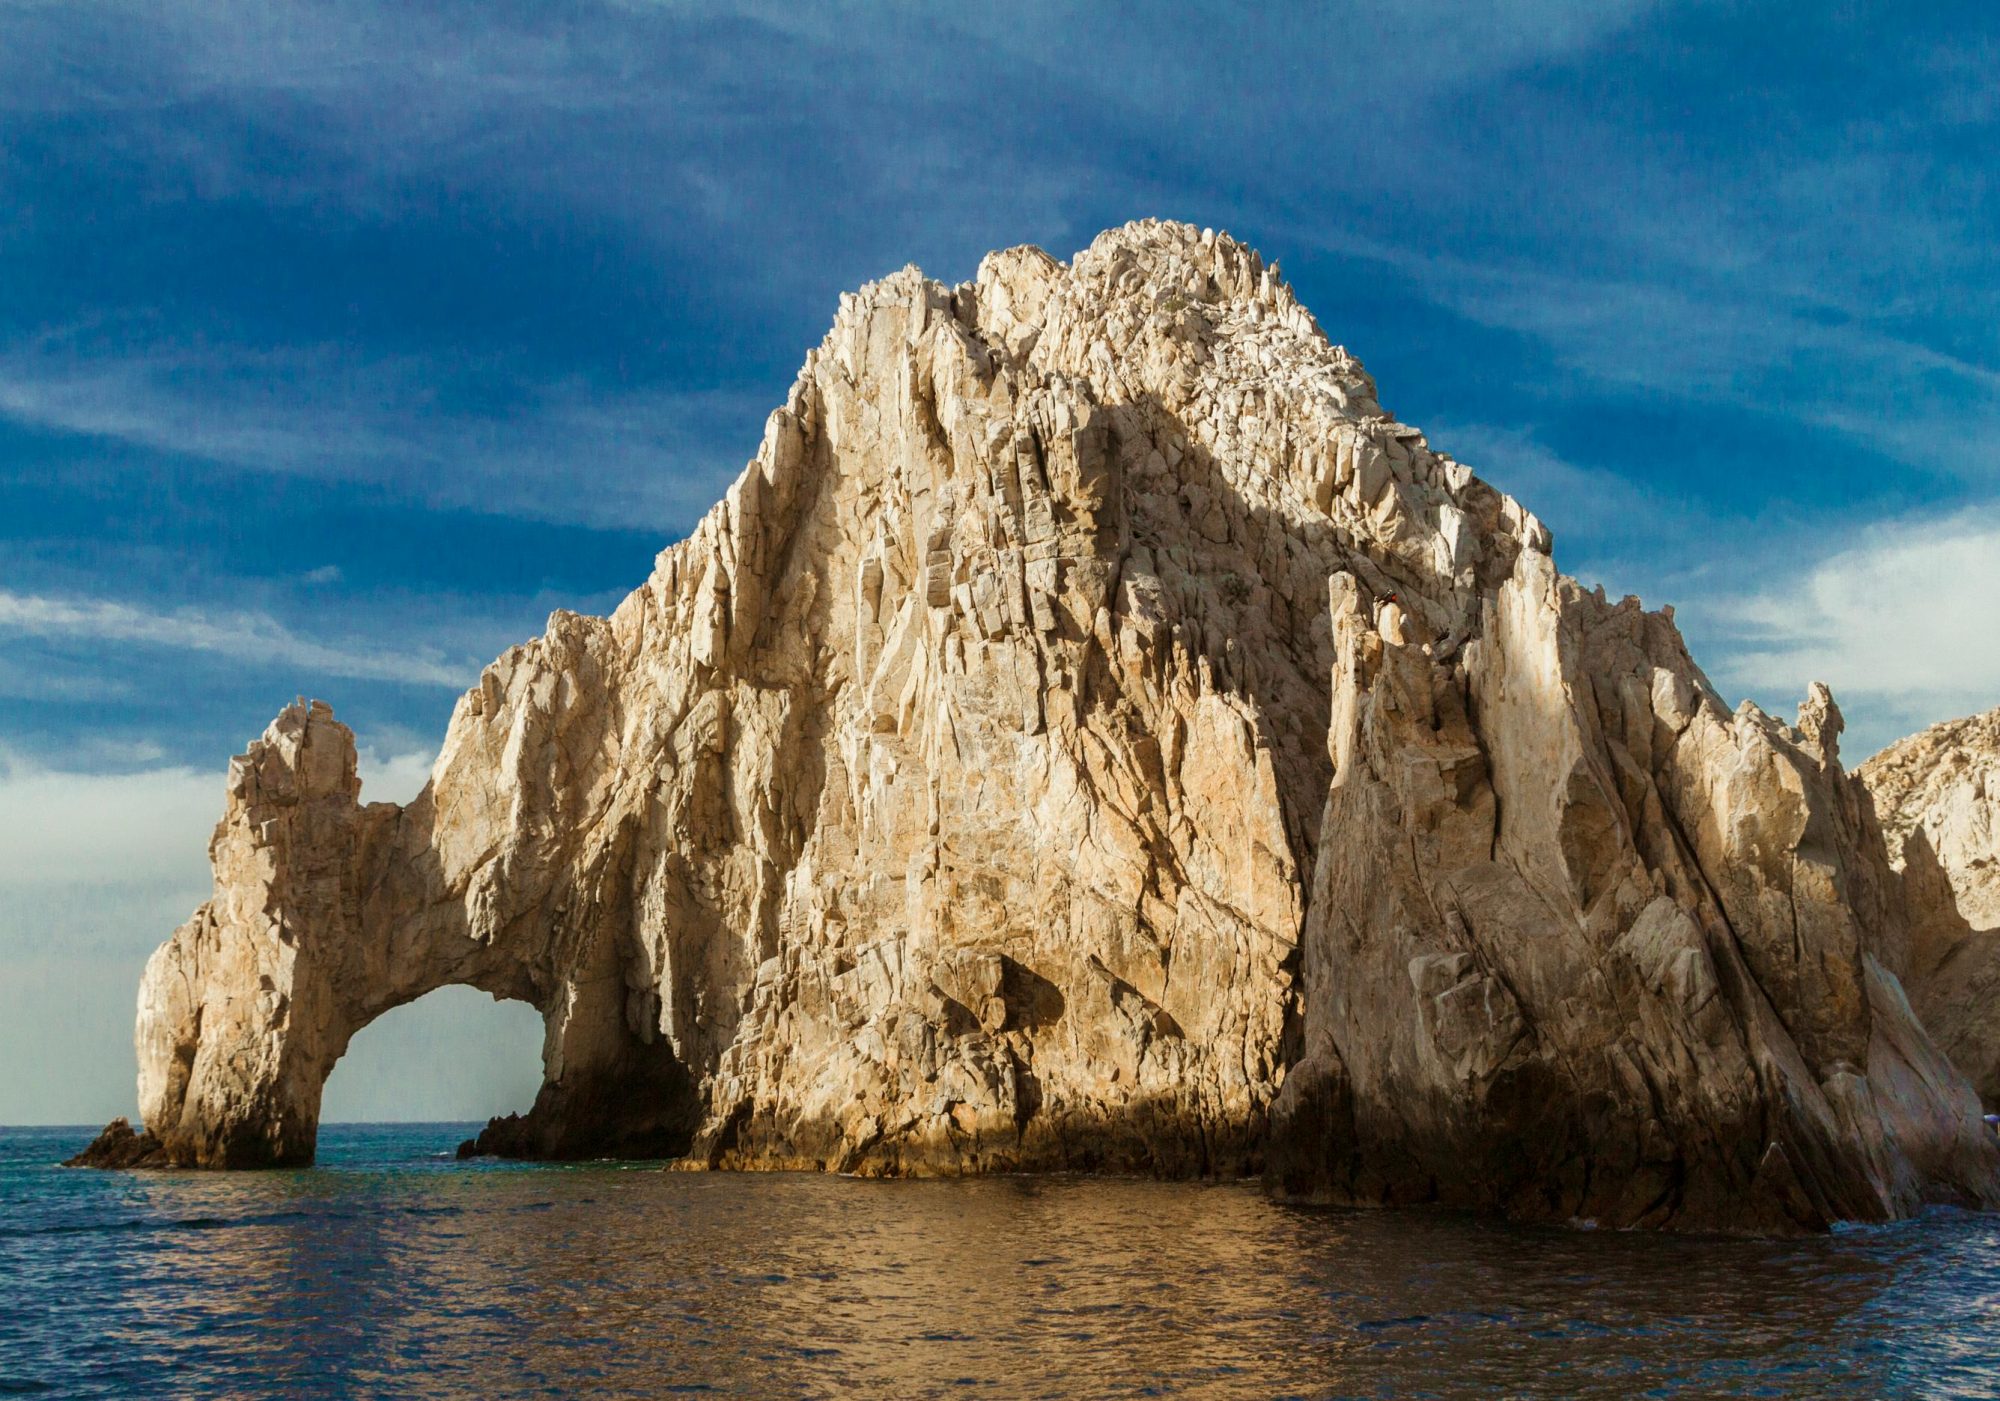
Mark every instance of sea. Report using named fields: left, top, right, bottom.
left=2, top=1124, right=1996, bottom=1399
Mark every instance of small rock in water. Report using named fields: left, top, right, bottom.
left=64, top=1118, right=168, bottom=1169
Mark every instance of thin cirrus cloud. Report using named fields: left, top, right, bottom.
left=0, top=345, right=768, bottom=532
left=0, top=0, right=1109, bottom=301
left=1437, top=270, right=2000, bottom=479
left=1427, top=422, right=1701, bottom=547
left=14, top=1, right=1991, bottom=523
left=0, top=589, right=474, bottom=689
left=0, top=0, right=1676, bottom=329
left=1275, top=215, right=2000, bottom=495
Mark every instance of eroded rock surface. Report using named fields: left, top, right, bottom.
left=97, top=221, right=1999, bottom=1230
left=1861, top=706, right=2000, bottom=1109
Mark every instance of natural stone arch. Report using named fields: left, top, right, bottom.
left=91, top=221, right=2000, bottom=1232
left=135, top=701, right=695, bottom=1167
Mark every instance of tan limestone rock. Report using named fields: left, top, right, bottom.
left=1860, top=706, right=2000, bottom=1108
left=102, top=221, right=1999, bottom=1231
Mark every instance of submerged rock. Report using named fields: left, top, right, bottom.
left=94, top=221, right=2000, bottom=1231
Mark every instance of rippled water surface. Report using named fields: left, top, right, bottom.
left=4, top=1125, right=1999, bottom=1397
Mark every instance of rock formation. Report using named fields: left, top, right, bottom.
left=1860, top=706, right=2000, bottom=1110
left=86, top=221, right=2000, bottom=1231
left=63, top=1118, right=166, bottom=1169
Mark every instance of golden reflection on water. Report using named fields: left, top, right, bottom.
left=9, top=1126, right=1995, bottom=1399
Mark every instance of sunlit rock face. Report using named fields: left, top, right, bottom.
left=111, top=221, right=1999, bottom=1230
left=1860, top=706, right=2000, bottom=1110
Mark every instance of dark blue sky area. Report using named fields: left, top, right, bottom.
left=3, top=1, right=1998, bottom=1120
left=5, top=0, right=1997, bottom=763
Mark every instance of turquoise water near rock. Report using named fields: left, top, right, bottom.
left=4, top=1123, right=1997, bottom=1398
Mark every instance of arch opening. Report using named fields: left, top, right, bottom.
left=319, top=985, right=546, bottom=1152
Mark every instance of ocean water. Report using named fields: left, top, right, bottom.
left=3, top=1125, right=1997, bottom=1399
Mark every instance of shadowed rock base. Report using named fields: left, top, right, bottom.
left=457, top=1052, right=702, bottom=1162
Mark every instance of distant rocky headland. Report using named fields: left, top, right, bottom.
left=72, top=221, right=2000, bottom=1234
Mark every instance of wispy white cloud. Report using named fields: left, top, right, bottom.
left=1708, top=508, right=2000, bottom=757
left=1281, top=217, right=2000, bottom=487
left=357, top=744, right=436, bottom=806
left=1436, top=421, right=1707, bottom=543
left=8, top=0, right=1661, bottom=118
left=0, top=0, right=1106, bottom=285
left=0, top=343, right=763, bottom=531
left=0, top=589, right=474, bottom=687
left=0, top=653, right=131, bottom=703
left=1437, top=270, right=2000, bottom=470
left=917, top=0, right=1660, bottom=121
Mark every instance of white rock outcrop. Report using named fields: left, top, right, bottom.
left=1860, top=706, right=2000, bottom=1109
left=102, top=222, right=1999, bottom=1231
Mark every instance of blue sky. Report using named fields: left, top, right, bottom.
left=3, top=0, right=1997, bottom=1125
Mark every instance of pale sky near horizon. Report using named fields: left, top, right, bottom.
left=3, top=1, right=1998, bottom=1125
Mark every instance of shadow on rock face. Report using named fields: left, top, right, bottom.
left=456, top=1039, right=701, bottom=1163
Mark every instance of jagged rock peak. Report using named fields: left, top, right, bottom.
left=97, top=223, right=1999, bottom=1233
left=1859, top=703, right=2000, bottom=1109
left=1863, top=704, right=2000, bottom=934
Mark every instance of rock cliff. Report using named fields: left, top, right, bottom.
left=90, top=221, right=1999, bottom=1231
left=1860, top=706, right=2000, bottom=1109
